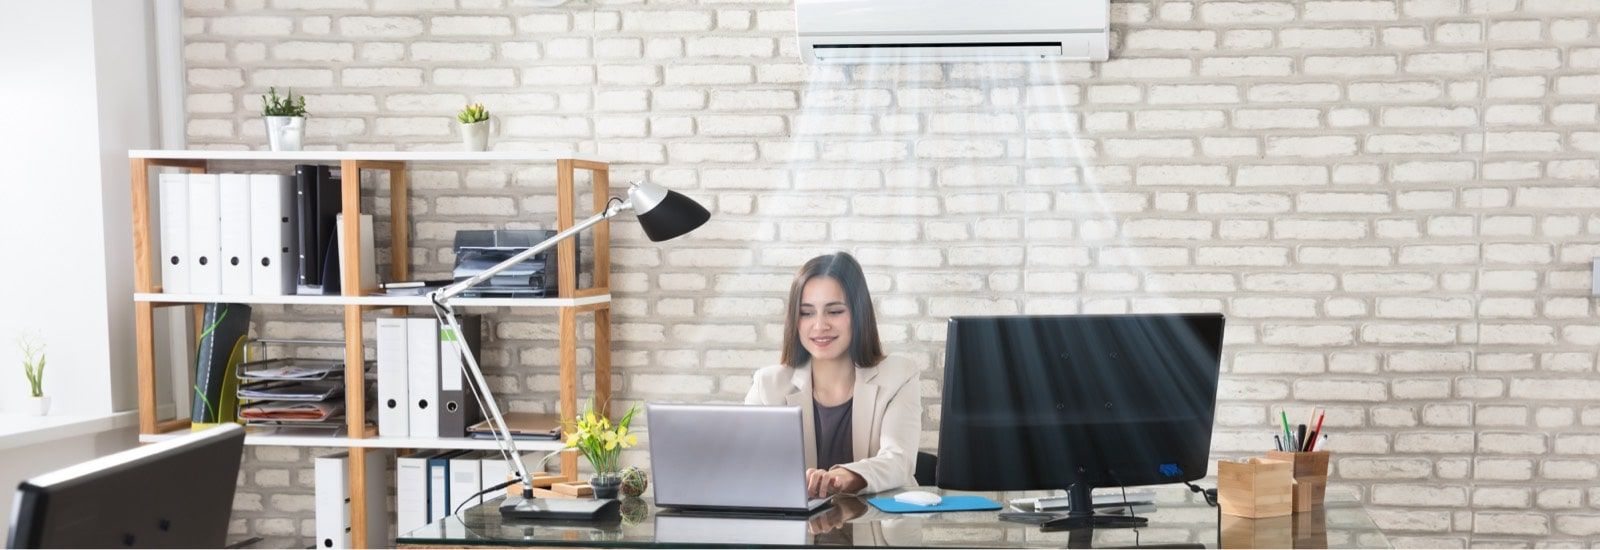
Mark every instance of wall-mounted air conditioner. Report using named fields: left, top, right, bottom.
left=796, top=0, right=1109, bottom=63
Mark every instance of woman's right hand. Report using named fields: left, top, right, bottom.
left=805, top=468, right=835, bottom=499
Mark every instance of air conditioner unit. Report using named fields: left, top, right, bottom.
left=797, top=0, right=1109, bottom=64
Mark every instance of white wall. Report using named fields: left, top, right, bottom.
left=0, top=0, right=158, bottom=415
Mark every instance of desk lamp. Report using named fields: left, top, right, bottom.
left=428, top=180, right=709, bottom=520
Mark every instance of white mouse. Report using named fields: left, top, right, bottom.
left=893, top=490, right=943, bottom=506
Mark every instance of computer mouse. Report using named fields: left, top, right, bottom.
left=893, top=490, right=942, bottom=506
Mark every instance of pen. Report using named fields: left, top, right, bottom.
left=1274, top=434, right=1283, bottom=452
left=1280, top=411, right=1293, bottom=453
left=1312, top=433, right=1328, bottom=452
left=1306, top=409, right=1326, bottom=451
left=1296, top=424, right=1307, bottom=452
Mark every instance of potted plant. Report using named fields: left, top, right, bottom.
left=19, top=335, right=47, bottom=415
left=564, top=402, right=639, bottom=499
left=261, top=87, right=307, bottom=151
left=457, top=102, right=490, bottom=152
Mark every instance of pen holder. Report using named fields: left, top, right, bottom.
left=1220, top=513, right=1292, bottom=549
left=1217, top=457, right=1293, bottom=518
left=1267, top=450, right=1330, bottom=512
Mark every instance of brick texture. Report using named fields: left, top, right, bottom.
left=181, top=0, right=1600, bottom=547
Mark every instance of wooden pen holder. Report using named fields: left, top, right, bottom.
left=1267, top=450, right=1330, bottom=512
left=1217, top=457, right=1293, bottom=518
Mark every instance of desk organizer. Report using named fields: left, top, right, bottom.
left=1217, top=457, right=1293, bottom=518
left=1220, top=513, right=1292, bottom=548
left=1267, top=450, right=1330, bottom=512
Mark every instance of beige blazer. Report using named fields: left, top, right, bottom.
left=743, top=355, right=922, bottom=494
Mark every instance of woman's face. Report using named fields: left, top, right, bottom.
left=798, top=276, right=852, bottom=364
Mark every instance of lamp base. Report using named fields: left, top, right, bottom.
left=499, top=495, right=620, bottom=521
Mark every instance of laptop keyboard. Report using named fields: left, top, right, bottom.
left=807, top=498, right=830, bottom=510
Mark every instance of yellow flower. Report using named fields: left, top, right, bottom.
left=585, top=411, right=597, bottom=426
left=624, top=433, right=638, bottom=447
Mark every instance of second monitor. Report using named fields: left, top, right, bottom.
left=936, top=313, right=1225, bottom=530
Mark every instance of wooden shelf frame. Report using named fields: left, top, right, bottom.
left=129, top=152, right=612, bottom=549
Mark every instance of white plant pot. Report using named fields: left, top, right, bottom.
left=29, top=396, right=50, bottom=416
left=265, top=116, right=305, bottom=151
left=460, top=120, right=489, bottom=152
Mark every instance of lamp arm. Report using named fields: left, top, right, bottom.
left=425, top=197, right=631, bottom=500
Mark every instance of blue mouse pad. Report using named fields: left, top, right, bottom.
left=867, top=495, right=1003, bottom=514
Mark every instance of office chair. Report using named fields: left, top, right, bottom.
left=914, top=452, right=938, bottom=486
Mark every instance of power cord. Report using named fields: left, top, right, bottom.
left=1184, top=481, right=1218, bottom=507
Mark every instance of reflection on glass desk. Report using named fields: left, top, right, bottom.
left=397, top=485, right=1390, bottom=549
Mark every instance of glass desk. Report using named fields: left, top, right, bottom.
left=399, top=486, right=1390, bottom=549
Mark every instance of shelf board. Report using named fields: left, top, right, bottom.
left=139, top=431, right=567, bottom=451
left=134, top=292, right=610, bottom=308
left=129, top=149, right=607, bottom=163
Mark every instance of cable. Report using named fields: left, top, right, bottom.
left=451, top=450, right=564, bottom=516
left=1185, top=481, right=1219, bottom=507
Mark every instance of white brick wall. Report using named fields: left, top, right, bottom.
left=182, top=0, right=1600, bottom=546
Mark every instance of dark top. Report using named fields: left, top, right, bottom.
left=814, top=398, right=853, bottom=471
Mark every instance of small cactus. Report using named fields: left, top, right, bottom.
left=457, top=102, right=489, bottom=124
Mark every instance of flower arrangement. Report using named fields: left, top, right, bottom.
left=19, top=335, right=45, bottom=398
left=564, top=402, right=639, bottom=475
left=457, top=102, right=489, bottom=125
left=261, top=87, right=307, bottom=117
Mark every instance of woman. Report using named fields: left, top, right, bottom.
left=744, top=252, right=922, bottom=498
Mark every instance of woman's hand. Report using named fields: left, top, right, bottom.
left=806, top=467, right=867, bottom=498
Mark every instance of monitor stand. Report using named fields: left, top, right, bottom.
left=1039, top=483, right=1148, bottom=532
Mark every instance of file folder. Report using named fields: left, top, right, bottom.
left=396, top=450, right=438, bottom=535
left=219, top=174, right=253, bottom=296
left=406, top=317, right=441, bottom=439
left=157, top=172, right=190, bottom=294
left=249, top=174, right=296, bottom=296
left=376, top=316, right=410, bottom=437
left=314, top=450, right=387, bottom=549
left=449, top=451, right=485, bottom=515
left=438, top=315, right=483, bottom=438
left=428, top=451, right=468, bottom=522
left=187, top=174, right=222, bottom=294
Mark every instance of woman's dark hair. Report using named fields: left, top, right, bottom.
left=781, top=252, right=884, bottom=368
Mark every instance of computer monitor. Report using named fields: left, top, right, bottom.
left=936, top=313, right=1225, bottom=530
left=8, top=424, right=245, bottom=548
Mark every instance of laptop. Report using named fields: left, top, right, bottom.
left=646, top=403, right=832, bottom=514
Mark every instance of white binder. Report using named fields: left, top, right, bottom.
left=479, top=453, right=529, bottom=503
left=406, top=317, right=442, bottom=439
left=219, top=174, right=253, bottom=295
left=248, top=174, right=296, bottom=296
left=157, top=173, right=190, bottom=294
left=396, top=450, right=438, bottom=536
left=449, top=451, right=485, bottom=516
left=428, top=450, right=468, bottom=522
left=187, top=174, right=222, bottom=294
left=314, top=450, right=388, bottom=549
left=376, top=316, right=410, bottom=437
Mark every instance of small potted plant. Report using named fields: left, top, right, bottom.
left=564, top=402, right=639, bottom=499
left=457, top=102, right=490, bottom=152
left=261, top=86, right=307, bottom=151
left=19, top=335, right=47, bottom=415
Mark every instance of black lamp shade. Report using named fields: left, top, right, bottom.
left=635, top=189, right=711, bottom=242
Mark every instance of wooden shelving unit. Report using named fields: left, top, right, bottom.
left=129, top=150, right=612, bottom=548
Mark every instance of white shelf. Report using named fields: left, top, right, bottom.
left=134, top=292, right=610, bottom=308
left=129, top=149, right=606, bottom=163
left=139, top=431, right=567, bottom=451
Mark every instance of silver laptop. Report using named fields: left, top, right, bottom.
left=646, top=403, right=831, bottom=514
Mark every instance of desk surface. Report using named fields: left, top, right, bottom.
left=398, top=485, right=1389, bottom=549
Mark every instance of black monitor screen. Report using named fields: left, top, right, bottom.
left=936, top=313, right=1225, bottom=492
left=8, top=424, right=245, bottom=548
